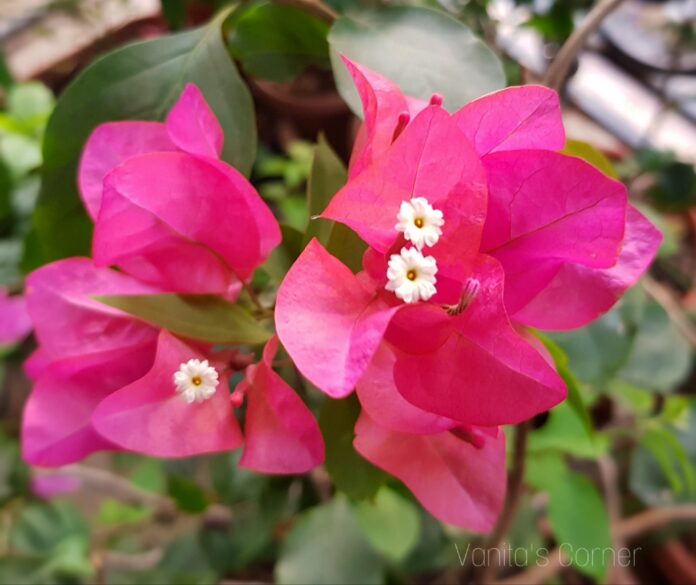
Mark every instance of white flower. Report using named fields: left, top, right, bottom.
left=173, top=359, right=219, bottom=404
left=395, top=197, right=444, bottom=250
left=386, top=247, right=438, bottom=304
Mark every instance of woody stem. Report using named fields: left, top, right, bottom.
left=475, top=420, right=530, bottom=584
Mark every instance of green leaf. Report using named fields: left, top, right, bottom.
left=230, top=1, right=330, bottom=83
left=10, top=502, right=93, bottom=580
left=354, top=487, right=421, bottom=562
left=535, top=332, right=594, bottom=439
left=630, top=404, right=696, bottom=506
left=7, top=83, right=54, bottom=131
left=329, top=6, right=505, bottom=116
left=319, top=394, right=386, bottom=500
left=616, top=298, right=692, bottom=392
left=95, top=294, right=271, bottom=345
left=276, top=496, right=385, bottom=584
left=262, top=224, right=304, bottom=284
left=525, top=451, right=568, bottom=492
left=528, top=402, right=608, bottom=459
left=562, top=139, right=618, bottom=179
left=548, top=472, right=611, bottom=581
left=168, top=476, right=209, bottom=513
left=24, top=7, right=256, bottom=269
left=304, top=135, right=347, bottom=247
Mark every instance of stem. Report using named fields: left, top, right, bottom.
left=543, top=0, right=626, bottom=91
left=475, top=421, right=530, bottom=584
left=271, top=0, right=338, bottom=24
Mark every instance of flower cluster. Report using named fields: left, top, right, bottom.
left=19, top=58, right=661, bottom=535
left=275, top=56, right=662, bottom=531
left=22, top=85, right=324, bottom=474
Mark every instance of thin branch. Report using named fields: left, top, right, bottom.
left=475, top=421, right=531, bottom=584
left=35, top=466, right=233, bottom=525
left=271, top=0, right=338, bottom=24
left=543, top=0, right=626, bottom=91
left=495, top=505, right=696, bottom=585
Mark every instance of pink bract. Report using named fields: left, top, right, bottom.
left=0, top=288, right=32, bottom=345
left=79, top=83, right=280, bottom=297
left=238, top=337, right=325, bottom=474
left=354, top=412, right=506, bottom=532
left=22, top=259, right=160, bottom=466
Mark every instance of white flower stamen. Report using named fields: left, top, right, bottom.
left=395, top=197, right=444, bottom=250
left=173, top=359, right=219, bottom=404
left=386, top=247, right=438, bottom=304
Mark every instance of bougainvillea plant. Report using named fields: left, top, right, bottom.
left=17, top=52, right=661, bottom=538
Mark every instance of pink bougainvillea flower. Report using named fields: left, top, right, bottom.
left=22, top=258, right=160, bottom=466
left=79, top=84, right=280, bottom=298
left=237, top=337, right=325, bottom=474
left=0, top=288, right=32, bottom=345
left=355, top=412, right=506, bottom=532
left=92, top=332, right=324, bottom=473
left=277, top=58, right=661, bottom=429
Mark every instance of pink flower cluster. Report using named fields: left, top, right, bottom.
left=19, top=60, right=661, bottom=534
left=275, top=57, right=662, bottom=531
left=22, top=85, right=324, bottom=474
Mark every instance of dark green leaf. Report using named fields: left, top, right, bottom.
left=319, top=394, right=386, bottom=500
left=24, top=8, right=256, bottom=269
left=230, top=1, right=330, bottom=83
left=168, top=476, right=209, bottom=513
left=329, top=6, right=505, bottom=116
left=96, top=294, right=271, bottom=345
left=548, top=472, right=611, bottom=581
left=276, top=496, right=385, bottom=584
left=305, top=134, right=347, bottom=247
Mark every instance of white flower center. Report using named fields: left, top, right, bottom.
left=386, top=247, right=438, bottom=304
left=395, top=197, right=444, bottom=250
left=173, top=359, right=219, bottom=404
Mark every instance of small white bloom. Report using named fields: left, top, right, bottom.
left=386, top=247, right=438, bottom=304
left=395, top=197, right=444, bottom=250
left=173, top=359, right=219, bottom=404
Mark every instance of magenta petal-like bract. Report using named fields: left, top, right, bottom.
left=394, top=256, right=566, bottom=426
left=453, top=85, right=565, bottom=156
left=324, top=105, right=487, bottom=263
left=482, top=150, right=627, bottom=315
left=276, top=240, right=399, bottom=398
left=78, top=122, right=176, bottom=220
left=239, top=337, right=324, bottom=474
left=94, top=152, right=278, bottom=293
left=22, top=369, right=121, bottom=466
left=513, top=206, right=663, bottom=329
left=354, top=412, right=506, bottom=532
left=341, top=56, right=420, bottom=179
left=356, top=344, right=455, bottom=435
left=92, top=330, right=243, bottom=458
left=0, top=289, right=32, bottom=345
left=165, top=84, right=223, bottom=159
left=26, top=258, right=159, bottom=366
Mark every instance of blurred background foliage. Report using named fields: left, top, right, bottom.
left=0, top=0, right=694, bottom=584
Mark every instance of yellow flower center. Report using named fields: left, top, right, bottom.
left=406, top=269, right=417, bottom=281
left=192, top=376, right=202, bottom=386
left=414, top=217, right=424, bottom=228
